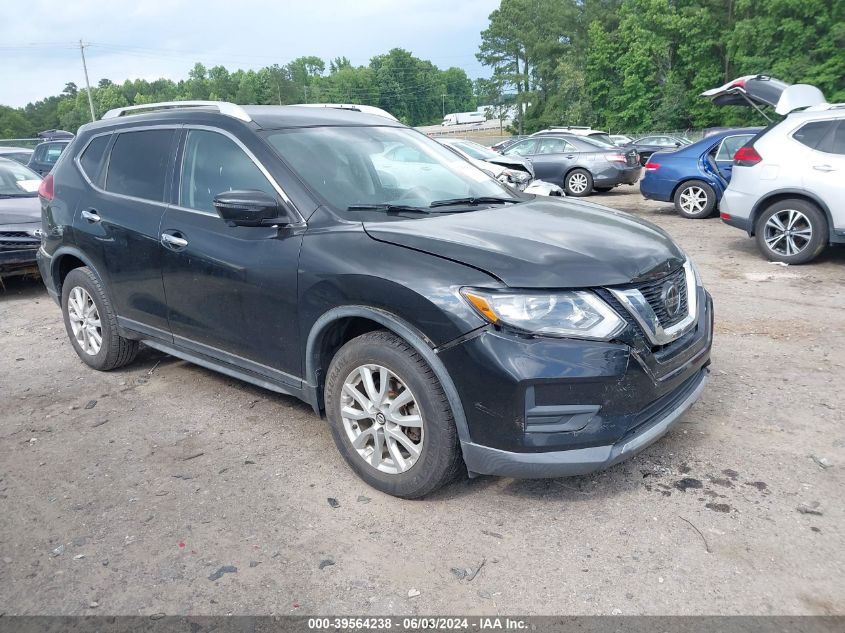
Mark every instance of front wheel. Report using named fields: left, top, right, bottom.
left=324, top=330, right=463, bottom=498
left=674, top=180, right=716, bottom=218
left=564, top=169, right=593, bottom=197
left=755, top=199, right=827, bottom=264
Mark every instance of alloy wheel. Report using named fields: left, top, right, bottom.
left=340, top=364, right=424, bottom=474
left=568, top=172, right=589, bottom=194
left=67, top=286, right=102, bottom=356
left=764, top=209, right=812, bottom=257
left=679, top=186, right=708, bottom=214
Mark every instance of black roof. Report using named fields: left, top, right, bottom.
left=78, top=105, right=403, bottom=136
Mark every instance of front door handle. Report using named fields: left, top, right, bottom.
left=813, top=165, right=835, bottom=172
left=81, top=209, right=101, bottom=223
left=161, top=233, right=188, bottom=248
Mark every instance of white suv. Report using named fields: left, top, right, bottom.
left=720, top=103, right=845, bottom=264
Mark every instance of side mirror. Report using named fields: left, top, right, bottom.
left=212, top=190, right=290, bottom=227
left=674, top=141, right=681, bottom=147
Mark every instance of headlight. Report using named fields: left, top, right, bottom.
left=460, top=288, right=625, bottom=340
left=500, top=168, right=531, bottom=184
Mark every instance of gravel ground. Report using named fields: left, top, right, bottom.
left=0, top=188, right=843, bottom=616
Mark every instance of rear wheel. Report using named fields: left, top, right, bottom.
left=755, top=199, right=827, bottom=264
left=564, top=169, right=593, bottom=197
left=324, top=330, right=462, bottom=498
left=61, top=267, right=138, bottom=370
left=673, top=180, right=716, bottom=218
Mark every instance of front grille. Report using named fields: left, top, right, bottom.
left=633, top=266, right=688, bottom=328
left=0, top=231, right=39, bottom=251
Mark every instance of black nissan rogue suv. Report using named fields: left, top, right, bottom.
left=37, top=101, right=713, bottom=498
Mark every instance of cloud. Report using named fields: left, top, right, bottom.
left=0, top=0, right=498, bottom=107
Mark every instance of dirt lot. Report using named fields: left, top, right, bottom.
left=1, top=189, right=843, bottom=616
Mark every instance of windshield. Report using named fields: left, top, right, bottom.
left=265, top=126, right=517, bottom=211
left=0, top=160, right=41, bottom=197
left=449, top=140, right=500, bottom=161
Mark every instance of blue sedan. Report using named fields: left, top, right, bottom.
left=640, top=128, right=760, bottom=218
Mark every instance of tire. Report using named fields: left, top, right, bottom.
left=564, top=169, right=593, bottom=197
left=324, top=330, right=462, bottom=498
left=673, top=180, right=716, bottom=219
left=594, top=186, right=613, bottom=193
left=61, top=267, right=138, bottom=371
left=754, top=199, right=827, bottom=264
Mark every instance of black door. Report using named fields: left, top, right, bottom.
left=72, top=128, right=177, bottom=337
left=160, top=128, right=303, bottom=383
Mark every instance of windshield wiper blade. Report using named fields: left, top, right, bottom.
left=347, top=204, right=431, bottom=214
left=428, top=196, right=519, bottom=208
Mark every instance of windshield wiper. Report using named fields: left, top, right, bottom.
left=347, top=204, right=431, bottom=214
left=428, top=196, right=519, bottom=208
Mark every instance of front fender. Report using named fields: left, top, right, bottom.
left=303, top=305, right=473, bottom=443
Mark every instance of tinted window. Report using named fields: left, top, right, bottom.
left=816, top=120, right=845, bottom=155
left=828, top=121, right=845, bottom=155
left=537, top=138, right=569, bottom=154
left=106, top=130, right=174, bottom=202
left=638, top=136, right=659, bottom=144
left=78, top=135, right=110, bottom=181
left=504, top=140, right=537, bottom=156
left=715, top=135, right=753, bottom=161
left=180, top=130, right=272, bottom=213
left=793, top=121, right=835, bottom=149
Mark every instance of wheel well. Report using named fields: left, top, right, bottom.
left=314, top=317, right=385, bottom=409
left=55, top=254, right=86, bottom=296
left=670, top=179, right=712, bottom=202
left=749, top=193, right=828, bottom=236
left=563, top=166, right=590, bottom=184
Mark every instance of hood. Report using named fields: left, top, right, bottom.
left=0, top=196, right=41, bottom=224
left=701, top=75, right=826, bottom=114
left=485, top=154, right=533, bottom=174
left=363, top=198, right=685, bottom=288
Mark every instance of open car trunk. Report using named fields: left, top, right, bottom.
left=701, top=75, right=826, bottom=116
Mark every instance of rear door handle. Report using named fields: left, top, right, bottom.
left=161, top=233, right=188, bottom=248
left=813, top=165, right=835, bottom=172
left=80, top=209, right=101, bottom=223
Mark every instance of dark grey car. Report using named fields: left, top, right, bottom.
left=502, top=135, right=641, bottom=196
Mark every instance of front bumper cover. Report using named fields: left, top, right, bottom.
left=461, top=367, right=708, bottom=478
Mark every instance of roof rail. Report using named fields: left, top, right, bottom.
left=101, top=101, right=252, bottom=122
left=292, top=103, right=399, bottom=122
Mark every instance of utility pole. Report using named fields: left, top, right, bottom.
left=78, top=40, right=96, bottom=122
left=441, top=94, right=447, bottom=118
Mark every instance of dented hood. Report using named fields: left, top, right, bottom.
left=363, top=198, right=685, bottom=288
left=701, top=75, right=826, bottom=114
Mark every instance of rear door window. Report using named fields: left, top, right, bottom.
left=793, top=120, right=835, bottom=149
left=537, top=138, right=569, bottom=154
left=815, top=120, right=845, bottom=155
left=105, top=130, right=175, bottom=202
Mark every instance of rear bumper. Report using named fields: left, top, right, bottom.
left=639, top=177, right=672, bottom=202
left=36, top=247, right=58, bottom=302
left=719, top=188, right=756, bottom=234
left=594, top=165, right=642, bottom=187
left=0, top=248, right=39, bottom=277
left=462, top=368, right=708, bottom=478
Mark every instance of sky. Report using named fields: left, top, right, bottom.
left=0, top=0, right=500, bottom=108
